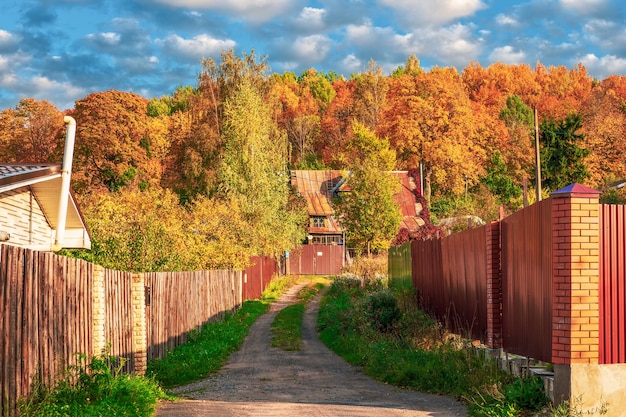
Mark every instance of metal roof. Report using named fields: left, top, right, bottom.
left=291, top=170, right=427, bottom=235
left=0, top=164, right=91, bottom=249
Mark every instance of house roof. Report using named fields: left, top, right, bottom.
left=391, top=171, right=426, bottom=232
left=0, top=164, right=91, bottom=249
left=290, top=169, right=427, bottom=236
left=290, top=170, right=344, bottom=235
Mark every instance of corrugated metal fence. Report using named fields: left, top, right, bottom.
left=392, top=197, right=626, bottom=365
left=501, top=198, right=553, bottom=362
left=599, top=204, right=626, bottom=364
left=410, top=227, right=488, bottom=342
left=0, top=245, right=277, bottom=416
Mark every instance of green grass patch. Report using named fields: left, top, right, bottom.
left=271, top=303, right=306, bottom=350
left=270, top=278, right=328, bottom=351
left=19, top=353, right=167, bottom=417
left=317, top=276, right=555, bottom=416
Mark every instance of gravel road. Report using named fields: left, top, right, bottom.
left=155, top=282, right=468, bottom=417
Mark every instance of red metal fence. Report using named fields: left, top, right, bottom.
left=501, top=198, right=553, bottom=363
left=411, top=227, right=488, bottom=342
left=599, top=204, right=626, bottom=364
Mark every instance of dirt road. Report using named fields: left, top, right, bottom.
left=155, top=282, right=468, bottom=417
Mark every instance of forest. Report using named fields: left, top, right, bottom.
left=1, top=50, right=625, bottom=271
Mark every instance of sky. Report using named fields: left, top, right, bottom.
left=1, top=0, right=626, bottom=111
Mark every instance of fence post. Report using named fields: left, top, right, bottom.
left=92, top=265, right=106, bottom=356
left=486, top=222, right=502, bottom=349
left=550, top=184, right=601, bottom=407
left=131, top=273, right=147, bottom=375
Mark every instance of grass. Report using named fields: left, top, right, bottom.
left=270, top=279, right=327, bottom=351
left=18, top=353, right=167, bottom=417
left=317, top=276, right=557, bottom=416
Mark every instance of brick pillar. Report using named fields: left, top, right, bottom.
left=550, top=183, right=601, bottom=404
left=92, top=265, right=106, bottom=356
left=131, top=273, right=147, bottom=375
left=486, top=221, right=502, bottom=349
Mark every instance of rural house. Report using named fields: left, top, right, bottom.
left=290, top=169, right=430, bottom=246
left=0, top=164, right=91, bottom=251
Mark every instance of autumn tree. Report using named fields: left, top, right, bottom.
left=580, top=77, right=626, bottom=186
left=71, top=90, right=169, bottom=194
left=379, top=67, right=484, bottom=202
left=540, top=113, right=589, bottom=191
left=162, top=50, right=271, bottom=202
left=267, top=72, right=321, bottom=167
left=336, top=122, right=401, bottom=255
left=351, top=60, right=388, bottom=131
left=218, top=78, right=306, bottom=257
left=319, top=78, right=355, bottom=168
left=0, top=98, right=65, bottom=163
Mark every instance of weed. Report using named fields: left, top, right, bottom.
left=504, top=376, right=548, bottom=411
left=547, top=396, right=608, bottom=417
left=18, top=352, right=166, bottom=417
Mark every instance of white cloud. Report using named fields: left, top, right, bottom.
left=559, top=0, right=606, bottom=15
left=378, top=0, right=487, bottom=26
left=488, top=45, right=527, bottom=64
left=86, top=32, right=121, bottom=46
left=149, top=0, right=294, bottom=23
left=415, top=24, right=482, bottom=68
left=495, top=14, right=518, bottom=26
left=156, top=34, right=236, bottom=61
left=0, top=29, right=21, bottom=50
left=290, top=35, right=332, bottom=64
left=341, top=54, right=362, bottom=73
left=579, top=53, right=626, bottom=78
left=295, top=7, right=326, bottom=31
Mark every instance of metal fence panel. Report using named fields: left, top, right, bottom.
left=599, top=204, right=626, bottom=364
left=501, top=198, right=553, bottom=362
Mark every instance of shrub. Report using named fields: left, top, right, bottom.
left=504, top=376, right=548, bottom=411
left=364, top=289, right=401, bottom=332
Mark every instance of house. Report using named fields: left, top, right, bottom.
left=0, top=164, right=91, bottom=251
left=290, top=169, right=430, bottom=245
left=290, top=170, right=345, bottom=245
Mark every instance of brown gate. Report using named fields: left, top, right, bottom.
left=288, top=244, right=344, bottom=275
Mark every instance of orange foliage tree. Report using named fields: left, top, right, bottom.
left=0, top=98, right=65, bottom=163
left=379, top=67, right=485, bottom=201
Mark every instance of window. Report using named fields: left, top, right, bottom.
left=311, top=217, right=326, bottom=228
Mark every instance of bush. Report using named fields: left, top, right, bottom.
left=19, top=353, right=165, bottom=417
left=364, top=289, right=401, bottom=332
left=504, top=376, right=548, bottom=411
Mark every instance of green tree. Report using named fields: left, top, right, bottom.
left=218, top=78, right=306, bottom=257
left=481, top=152, right=521, bottom=207
left=336, top=122, right=401, bottom=255
left=540, top=113, right=590, bottom=191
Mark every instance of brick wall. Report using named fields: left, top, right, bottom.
left=551, top=186, right=601, bottom=364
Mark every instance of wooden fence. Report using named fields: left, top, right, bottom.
left=0, top=245, right=277, bottom=416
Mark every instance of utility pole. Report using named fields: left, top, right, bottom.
left=534, top=107, right=542, bottom=202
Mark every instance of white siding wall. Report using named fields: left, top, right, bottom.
left=0, top=187, right=53, bottom=249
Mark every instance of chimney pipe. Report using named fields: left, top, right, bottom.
left=53, top=116, right=76, bottom=251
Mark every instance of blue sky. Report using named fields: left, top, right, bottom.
left=1, top=0, right=625, bottom=111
